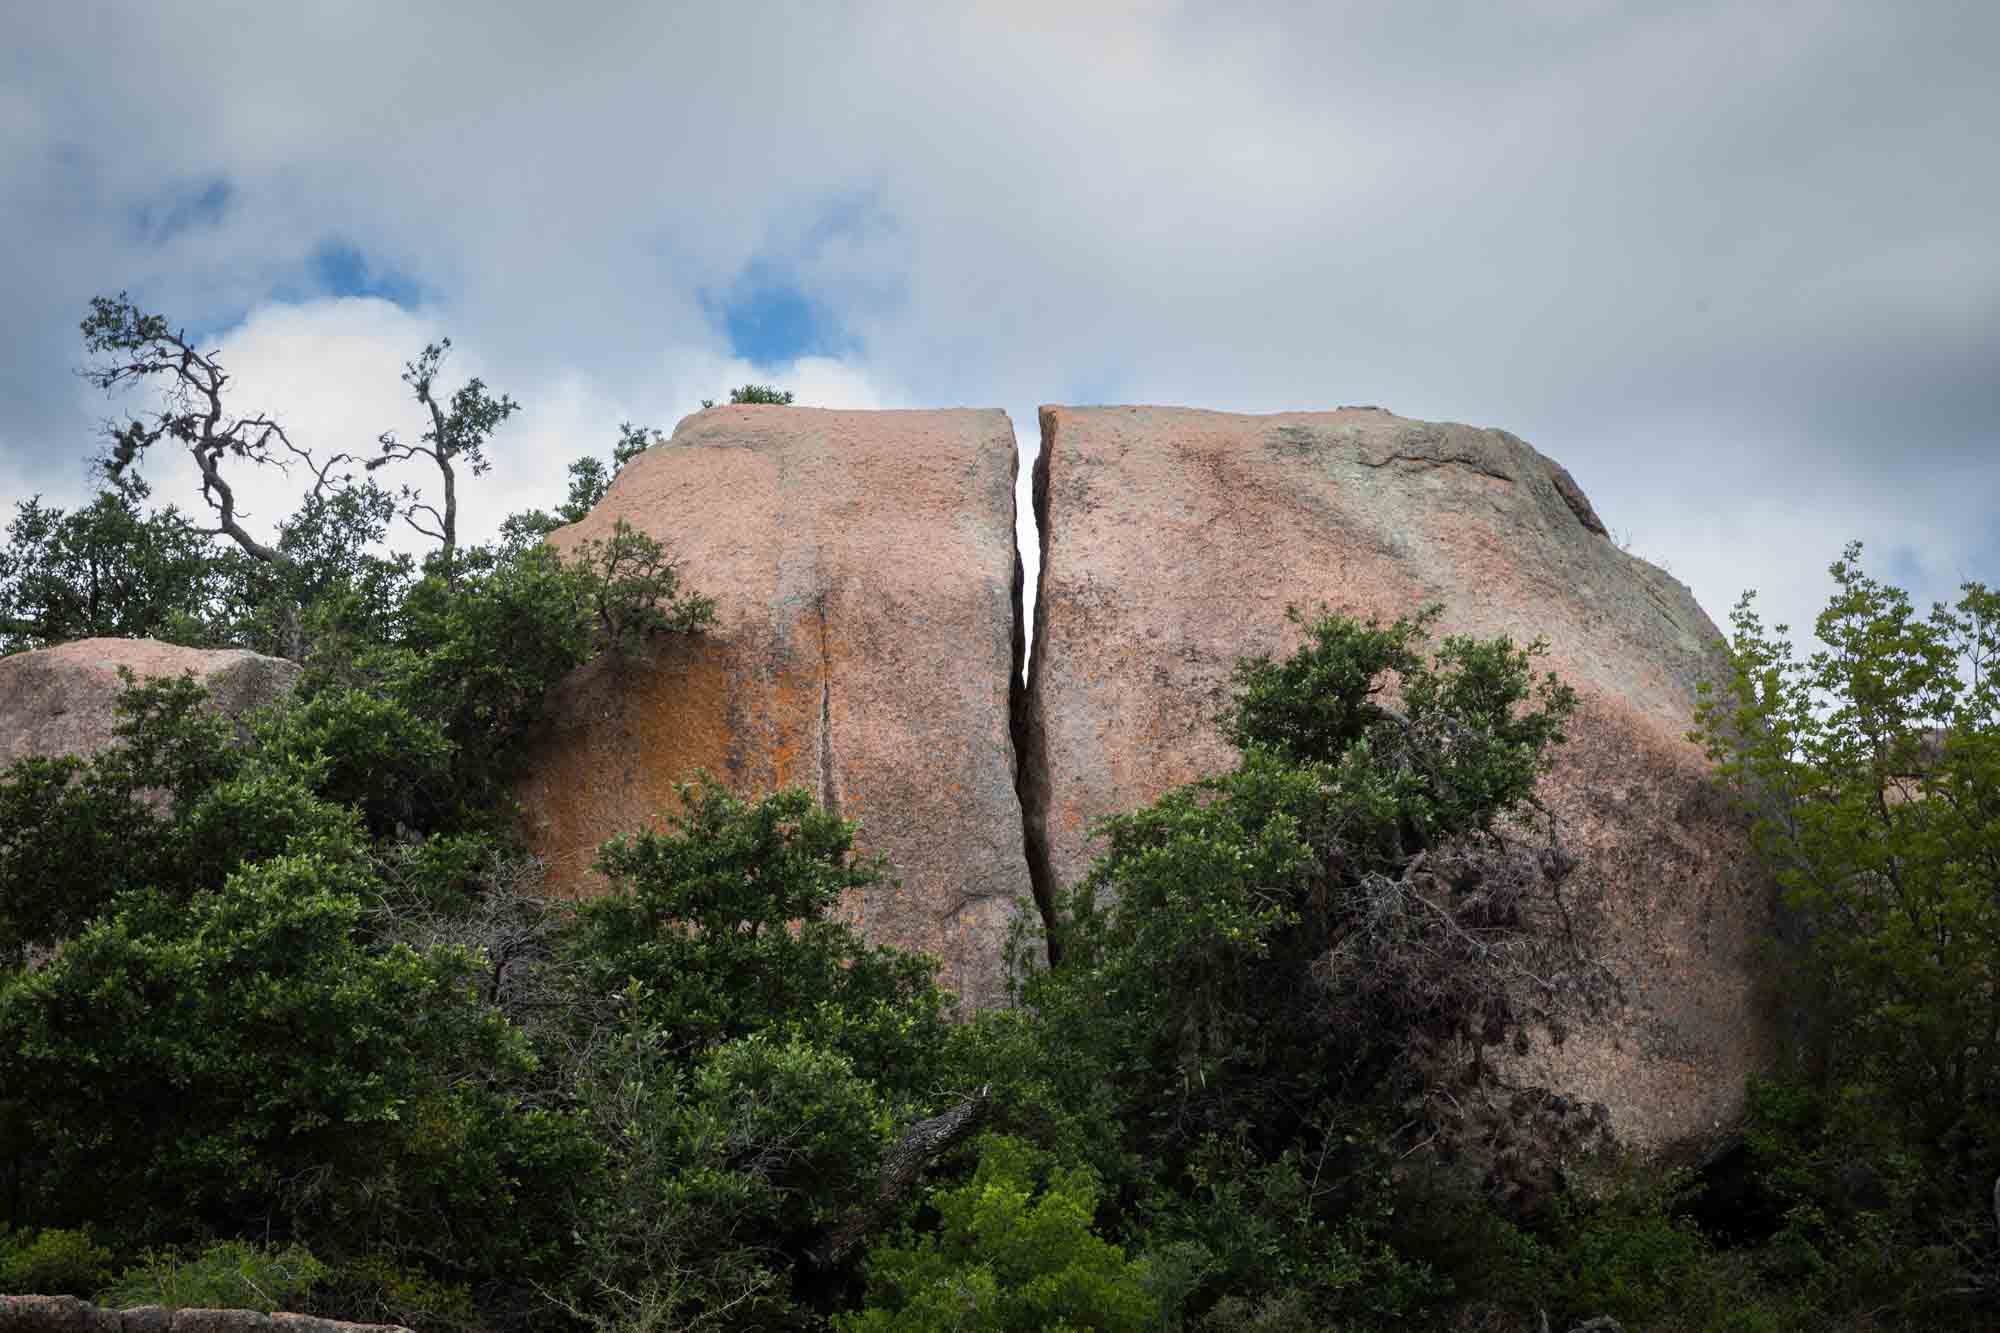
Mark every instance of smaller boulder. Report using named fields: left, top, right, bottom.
left=166, top=1315, right=269, bottom=1333
left=0, top=1294, right=121, bottom=1331
left=0, top=639, right=300, bottom=769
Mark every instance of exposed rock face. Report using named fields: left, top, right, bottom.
left=515, top=406, right=1031, bottom=1010
left=0, top=639, right=300, bottom=769
left=1018, top=405, right=1776, bottom=1152
left=0, top=1295, right=411, bottom=1331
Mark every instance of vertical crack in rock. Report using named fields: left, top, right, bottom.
left=515, top=407, right=1029, bottom=1010
left=1011, top=409, right=1061, bottom=962
left=816, top=591, right=838, bottom=820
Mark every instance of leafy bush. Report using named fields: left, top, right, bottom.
left=548, top=780, right=960, bottom=1329
left=0, top=751, right=157, bottom=962
left=1694, top=545, right=2000, bottom=1142
left=364, top=544, right=594, bottom=789
left=1694, top=545, right=2000, bottom=1317
left=0, top=1226, right=114, bottom=1296
left=701, top=384, right=794, bottom=407
left=0, top=475, right=223, bottom=656
left=1147, top=1127, right=1445, bottom=1329
left=97, top=1240, right=328, bottom=1313
left=558, top=1031, right=895, bottom=1332
left=1013, top=604, right=1586, bottom=1192
left=0, top=850, right=547, bottom=1250
left=1535, top=1173, right=1713, bottom=1324
left=199, top=481, right=414, bottom=662
left=1193, top=1289, right=1340, bottom=1333
left=563, top=777, right=949, bottom=1083
left=572, top=518, right=717, bottom=648
left=0, top=670, right=261, bottom=962
left=251, top=687, right=454, bottom=836
left=837, top=1134, right=1159, bottom=1333
left=313, top=1254, right=482, bottom=1333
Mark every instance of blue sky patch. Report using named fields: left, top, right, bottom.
left=309, top=240, right=423, bottom=308
left=703, top=191, right=907, bottom=364
left=129, top=177, right=231, bottom=245
left=710, top=261, right=840, bottom=364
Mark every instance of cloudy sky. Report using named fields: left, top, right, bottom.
left=3, top=1, right=1994, bottom=660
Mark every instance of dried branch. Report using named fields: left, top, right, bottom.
left=809, top=1086, right=992, bottom=1271
left=78, top=293, right=355, bottom=568
left=366, top=338, right=518, bottom=568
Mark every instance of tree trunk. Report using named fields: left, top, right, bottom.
left=809, top=1087, right=990, bottom=1271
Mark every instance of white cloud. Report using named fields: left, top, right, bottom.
left=0, top=0, right=1992, bottom=659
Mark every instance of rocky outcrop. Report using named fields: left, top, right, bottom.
left=0, top=639, right=300, bottom=769
left=515, top=406, right=1032, bottom=1010
left=0, top=1296, right=409, bottom=1332
left=1017, top=405, right=1777, bottom=1152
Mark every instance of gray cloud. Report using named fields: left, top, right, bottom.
left=2, top=0, right=1993, bottom=655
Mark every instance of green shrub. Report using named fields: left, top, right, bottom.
left=1730, top=1077, right=1981, bottom=1328
left=571, top=518, right=717, bottom=648
left=838, top=1134, right=1159, bottom=1332
left=316, top=1254, right=482, bottom=1332
left=1693, top=547, right=2000, bottom=1321
left=0, top=1226, right=114, bottom=1296
left=368, top=544, right=594, bottom=789
left=97, top=1240, right=327, bottom=1313
left=0, top=476, right=225, bottom=656
left=1194, top=1289, right=1340, bottom=1333
left=1693, top=545, right=2000, bottom=1143
left=0, top=752, right=158, bottom=963
left=1023, top=606, right=1583, bottom=1171
left=1536, top=1174, right=1712, bottom=1324
left=564, top=777, right=949, bottom=1083
left=556, top=1027, right=913, bottom=1331
left=0, top=850, right=545, bottom=1251
left=251, top=687, right=455, bottom=836
left=1142, top=1127, right=1445, bottom=1329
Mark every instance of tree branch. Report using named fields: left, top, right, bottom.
left=809, top=1087, right=991, bottom=1271
left=77, top=294, right=353, bottom=569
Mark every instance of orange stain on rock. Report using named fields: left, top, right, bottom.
left=513, top=407, right=1032, bottom=1011
left=517, top=620, right=824, bottom=901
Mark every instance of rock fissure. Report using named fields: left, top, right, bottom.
left=816, top=592, right=837, bottom=820
left=518, top=405, right=1031, bottom=1010
left=1359, top=452, right=1515, bottom=485
left=1011, top=415, right=1061, bottom=963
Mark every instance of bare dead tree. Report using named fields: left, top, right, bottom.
left=366, top=338, right=518, bottom=572
left=80, top=293, right=361, bottom=566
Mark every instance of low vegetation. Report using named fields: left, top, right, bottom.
left=1, top=298, right=1996, bottom=1328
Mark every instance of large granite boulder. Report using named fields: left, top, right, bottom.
left=1017, top=404, right=1777, bottom=1152
left=0, top=638, right=300, bottom=769
left=515, top=406, right=1031, bottom=1009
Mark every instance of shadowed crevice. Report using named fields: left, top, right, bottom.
left=816, top=592, right=837, bottom=820
left=1010, top=410, right=1060, bottom=964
